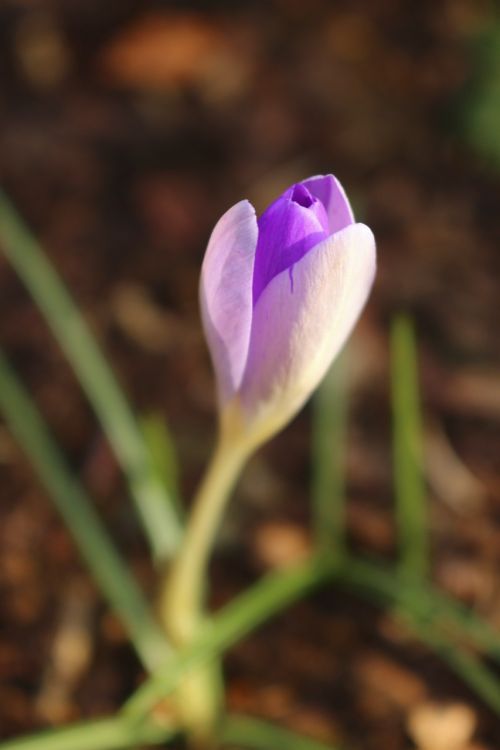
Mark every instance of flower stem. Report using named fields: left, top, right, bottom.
left=158, top=413, right=253, bottom=740
left=160, top=431, right=251, bottom=645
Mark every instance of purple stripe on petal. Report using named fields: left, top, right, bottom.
left=252, top=183, right=329, bottom=304
left=241, top=222, right=376, bottom=432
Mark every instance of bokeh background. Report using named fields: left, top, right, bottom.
left=1, top=1, right=500, bottom=748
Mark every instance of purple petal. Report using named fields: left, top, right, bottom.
left=252, top=183, right=329, bottom=304
left=302, top=174, right=354, bottom=234
left=240, top=223, right=376, bottom=431
left=199, top=200, right=257, bottom=404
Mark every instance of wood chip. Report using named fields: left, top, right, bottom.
left=252, top=521, right=312, bottom=569
left=407, top=702, right=476, bottom=750
left=354, top=652, right=426, bottom=711
left=99, top=13, right=226, bottom=89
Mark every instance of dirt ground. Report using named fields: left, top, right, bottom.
left=0, top=2, right=500, bottom=749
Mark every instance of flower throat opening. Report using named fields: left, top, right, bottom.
left=290, top=183, right=314, bottom=208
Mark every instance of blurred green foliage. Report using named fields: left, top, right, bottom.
left=459, top=14, right=500, bottom=167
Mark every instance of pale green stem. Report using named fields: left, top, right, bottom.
left=159, top=426, right=252, bottom=646
left=126, top=557, right=333, bottom=720
left=156, top=414, right=254, bottom=740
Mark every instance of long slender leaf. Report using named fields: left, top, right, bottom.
left=338, top=556, right=500, bottom=660
left=140, top=413, right=184, bottom=521
left=0, top=349, right=171, bottom=671
left=5, top=551, right=500, bottom=750
left=0, top=191, right=182, bottom=563
left=311, top=353, right=349, bottom=560
left=0, top=716, right=175, bottom=750
left=400, top=612, right=500, bottom=715
left=391, top=315, right=428, bottom=579
left=123, top=557, right=334, bottom=718
left=124, top=551, right=500, bottom=720
left=221, top=714, right=341, bottom=750
left=339, top=557, right=500, bottom=709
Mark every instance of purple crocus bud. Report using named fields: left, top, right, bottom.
left=200, top=174, right=376, bottom=443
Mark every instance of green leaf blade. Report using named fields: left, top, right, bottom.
left=311, top=353, right=349, bottom=561
left=391, top=314, right=428, bottom=580
left=0, top=191, right=182, bottom=563
left=0, top=349, right=171, bottom=671
left=221, top=714, right=342, bottom=750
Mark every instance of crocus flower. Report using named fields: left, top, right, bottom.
left=200, top=174, right=376, bottom=444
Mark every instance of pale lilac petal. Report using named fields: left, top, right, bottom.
left=200, top=200, right=257, bottom=403
left=302, top=174, right=355, bottom=234
left=240, top=223, right=375, bottom=430
left=253, top=184, right=328, bottom=304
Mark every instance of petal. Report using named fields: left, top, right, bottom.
left=200, top=200, right=258, bottom=403
left=239, top=223, right=376, bottom=433
left=302, top=174, right=355, bottom=234
left=253, top=185, right=328, bottom=304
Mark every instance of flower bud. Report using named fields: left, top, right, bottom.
left=200, top=174, right=376, bottom=444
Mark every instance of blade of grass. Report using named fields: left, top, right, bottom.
left=221, top=714, right=342, bottom=750
left=140, top=413, right=184, bottom=522
left=0, top=349, right=171, bottom=671
left=337, top=555, right=500, bottom=659
left=314, top=554, right=500, bottom=714
left=125, top=550, right=500, bottom=720
left=399, top=612, right=500, bottom=715
left=0, top=715, right=175, bottom=750
left=0, top=191, right=182, bottom=564
left=391, top=314, right=428, bottom=580
left=123, top=556, right=335, bottom=718
left=5, top=552, right=500, bottom=750
left=311, top=351, right=349, bottom=560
